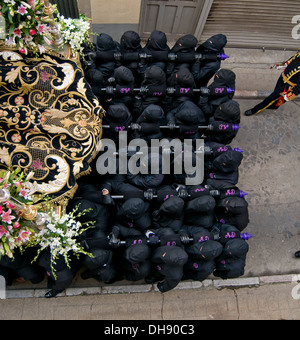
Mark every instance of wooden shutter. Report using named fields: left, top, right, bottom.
left=200, top=0, right=300, bottom=50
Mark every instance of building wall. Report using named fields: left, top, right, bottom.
left=77, top=0, right=299, bottom=50
left=78, top=0, right=142, bottom=42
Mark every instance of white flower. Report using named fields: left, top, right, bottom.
left=25, top=171, right=35, bottom=180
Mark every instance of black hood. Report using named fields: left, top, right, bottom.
left=153, top=246, right=188, bottom=267
left=185, top=195, right=216, bottom=214
left=85, top=68, right=104, bottom=85
left=124, top=243, right=151, bottom=264
left=214, top=257, right=246, bottom=279
left=143, top=65, right=166, bottom=86
left=214, top=100, right=241, bottom=124
left=136, top=104, right=164, bottom=123
left=114, top=66, right=135, bottom=85
left=168, top=67, right=195, bottom=87
left=145, top=30, right=169, bottom=52
left=223, top=238, right=249, bottom=258
left=218, top=196, right=248, bottom=215
left=201, top=34, right=227, bottom=52
left=186, top=240, right=223, bottom=261
left=120, top=31, right=141, bottom=51
left=96, top=33, right=117, bottom=51
left=213, top=69, right=236, bottom=88
left=218, top=223, right=241, bottom=244
left=171, top=34, right=198, bottom=53
left=174, top=100, right=205, bottom=124
left=153, top=196, right=185, bottom=231
left=216, top=197, right=249, bottom=231
left=85, top=69, right=104, bottom=96
left=212, top=150, right=244, bottom=173
left=184, top=195, right=216, bottom=228
left=118, top=198, right=152, bottom=230
left=106, top=103, right=132, bottom=123
left=118, top=198, right=149, bottom=220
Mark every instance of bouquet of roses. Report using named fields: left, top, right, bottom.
left=0, top=0, right=53, bottom=55
left=0, top=168, right=35, bottom=258
left=26, top=203, right=95, bottom=278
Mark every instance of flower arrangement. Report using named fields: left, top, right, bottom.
left=56, top=13, right=92, bottom=59
left=0, top=167, right=95, bottom=279
left=0, top=168, right=35, bottom=258
left=0, top=0, right=53, bottom=55
left=25, top=203, right=95, bottom=278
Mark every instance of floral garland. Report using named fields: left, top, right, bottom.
left=0, top=0, right=53, bottom=55
left=0, top=168, right=35, bottom=258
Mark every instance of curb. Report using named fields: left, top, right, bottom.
left=235, top=90, right=272, bottom=99
left=4, top=274, right=299, bottom=299
left=234, top=90, right=300, bottom=101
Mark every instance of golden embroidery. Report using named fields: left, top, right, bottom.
left=0, top=48, right=105, bottom=207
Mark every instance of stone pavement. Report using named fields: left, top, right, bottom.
left=1, top=48, right=300, bottom=321
left=1, top=276, right=300, bottom=320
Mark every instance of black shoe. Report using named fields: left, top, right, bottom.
left=295, top=251, right=300, bottom=258
left=45, top=289, right=64, bottom=298
left=245, top=109, right=255, bottom=116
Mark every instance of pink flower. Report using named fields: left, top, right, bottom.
left=0, top=206, right=2, bottom=214
left=15, top=181, right=22, bottom=188
left=0, top=226, right=9, bottom=238
left=13, top=28, right=22, bottom=38
left=18, top=229, right=31, bottom=242
left=28, top=0, right=35, bottom=8
left=17, top=5, right=28, bottom=15
left=5, top=202, right=15, bottom=210
left=36, top=24, right=46, bottom=34
left=19, top=48, right=26, bottom=54
left=19, top=188, right=28, bottom=199
left=13, top=221, right=20, bottom=229
left=1, top=209, right=16, bottom=224
left=29, top=29, right=36, bottom=35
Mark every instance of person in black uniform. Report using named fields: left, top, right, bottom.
left=102, top=103, right=132, bottom=143
left=245, top=50, right=300, bottom=116
left=133, top=65, right=167, bottom=120
left=105, top=66, right=136, bottom=111
left=166, top=34, right=198, bottom=76
left=146, top=228, right=188, bottom=292
left=132, top=104, right=164, bottom=144
left=119, top=31, right=143, bottom=86
left=39, top=249, right=81, bottom=298
left=192, top=34, right=228, bottom=87
left=140, top=30, right=170, bottom=78
left=163, top=67, right=196, bottom=115
left=0, top=248, right=44, bottom=286
left=94, top=33, right=119, bottom=81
